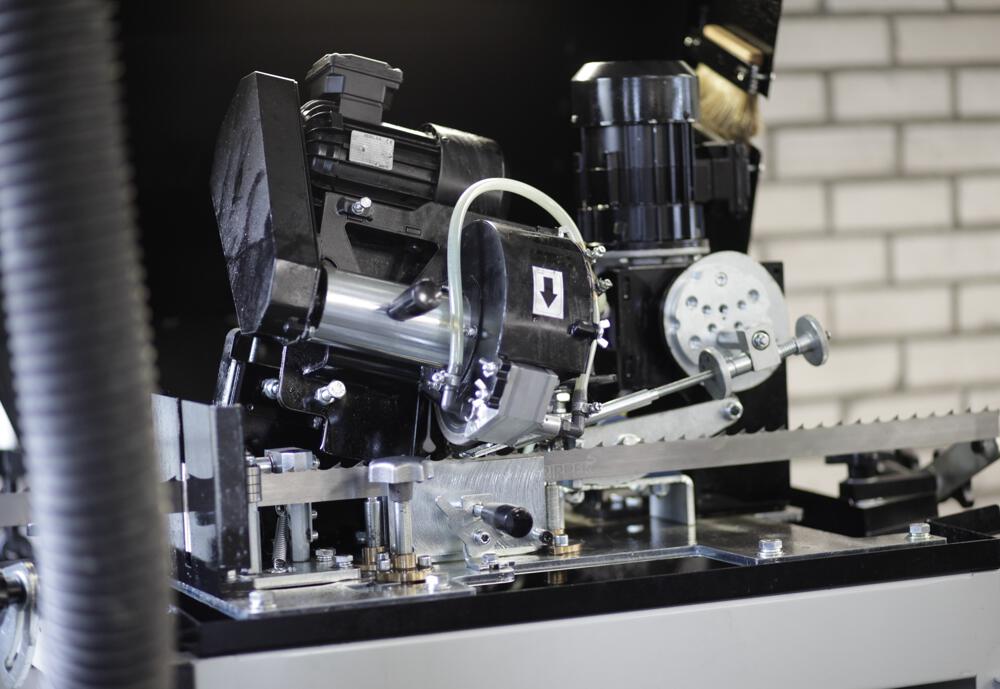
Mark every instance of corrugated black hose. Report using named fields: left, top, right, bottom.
left=0, top=2, right=170, bottom=688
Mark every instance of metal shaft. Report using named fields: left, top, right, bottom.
left=364, top=496, right=385, bottom=548
left=392, top=499, right=414, bottom=555
left=588, top=370, right=713, bottom=424
left=545, top=482, right=566, bottom=533
left=312, top=268, right=460, bottom=367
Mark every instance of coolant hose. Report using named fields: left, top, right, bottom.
left=0, top=2, right=170, bottom=689
left=445, top=178, right=600, bottom=403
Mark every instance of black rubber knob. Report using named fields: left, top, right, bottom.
left=386, top=279, right=444, bottom=321
left=480, top=504, right=533, bottom=538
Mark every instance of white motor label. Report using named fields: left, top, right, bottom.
left=348, top=130, right=395, bottom=170
left=532, top=266, right=564, bottom=319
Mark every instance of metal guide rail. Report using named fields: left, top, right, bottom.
left=257, top=410, right=1000, bottom=505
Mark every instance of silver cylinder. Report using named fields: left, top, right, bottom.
left=392, top=500, right=414, bottom=555
left=311, top=268, right=455, bottom=367
left=545, top=483, right=565, bottom=533
left=287, top=503, right=313, bottom=563
left=364, top=496, right=385, bottom=548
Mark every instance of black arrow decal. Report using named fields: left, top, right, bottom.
left=540, top=276, right=558, bottom=307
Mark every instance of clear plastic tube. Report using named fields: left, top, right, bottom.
left=445, top=178, right=599, bottom=400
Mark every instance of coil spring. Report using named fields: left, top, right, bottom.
left=272, top=507, right=290, bottom=570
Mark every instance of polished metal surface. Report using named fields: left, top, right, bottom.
left=257, top=411, right=1000, bottom=507
left=663, top=251, right=790, bottom=392
left=182, top=513, right=947, bottom=621
left=544, top=410, right=1000, bottom=483
left=251, top=560, right=362, bottom=590
left=258, top=465, right=377, bottom=507
left=412, top=455, right=545, bottom=559
left=582, top=397, right=740, bottom=447
left=311, top=267, right=457, bottom=367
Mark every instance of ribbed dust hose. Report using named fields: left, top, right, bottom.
left=0, top=2, right=170, bottom=689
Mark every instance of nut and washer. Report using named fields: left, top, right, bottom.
left=314, top=548, right=335, bottom=562
left=315, top=380, right=347, bottom=405
left=350, top=196, right=373, bottom=215
left=907, top=522, right=932, bottom=542
left=334, top=554, right=354, bottom=567
left=758, top=538, right=783, bottom=559
left=417, top=554, right=433, bottom=569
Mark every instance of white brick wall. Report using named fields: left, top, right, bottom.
left=774, top=126, right=897, bottom=178
left=831, top=70, right=950, bottom=121
left=831, top=179, right=951, bottom=230
left=752, top=2, right=1000, bottom=447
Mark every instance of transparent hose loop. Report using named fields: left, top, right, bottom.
left=445, top=178, right=601, bottom=400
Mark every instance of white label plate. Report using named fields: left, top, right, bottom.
left=532, top=266, right=564, bottom=319
left=348, top=130, right=395, bottom=170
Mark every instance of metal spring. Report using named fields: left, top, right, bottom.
left=272, top=507, right=290, bottom=570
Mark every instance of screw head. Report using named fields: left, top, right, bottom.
left=907, top=522, right=931, bottom=541
left=758, top=538, right=783, bottom=558
left=314, top=548, right=335, bottom=562
left=751, top=331, right=771, bottom=350
left=376, top=558, right=392, bottom=572
left=715, top=272, right=728, bottom=286
left=261, top=378, right=280, bottom=400
left=315, top=379, right=347, bottom=405
left=417, top=554, right=433, bottom=569
left=472, top=530, right=491, bottom=545
left=724, top=401, right=744, bottom=421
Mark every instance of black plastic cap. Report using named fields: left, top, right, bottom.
left=481, top=504, right=534, bottom=539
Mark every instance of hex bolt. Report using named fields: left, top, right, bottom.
left=350, top=196, right=372, bottom=215
left=417, top=554, right=433, bottom=569
left=314, top=548, right=335, bottom=562
left=334, top=554, right=354, bottom=567
left=315, top=379, right=347, bottom=405
left=553, top=533, right=570, bottom=547
left=472, top=529, right=491, bottom=545
left=481, top=552, right=498, bottom=567
left=758, top=538, right=783, bottom=558
left=261, top=378, right=280, bottom=400
left=907, top=522, right=932, bottom=542
left=376, top=557, right=392, bottom=572
left=751, top=330, right=771, bottom=350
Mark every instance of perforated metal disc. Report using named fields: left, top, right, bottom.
left=663, top=251, right=789, bottom=392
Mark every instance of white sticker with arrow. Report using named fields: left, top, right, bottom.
left=532, top=266, right=564, bottom=319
